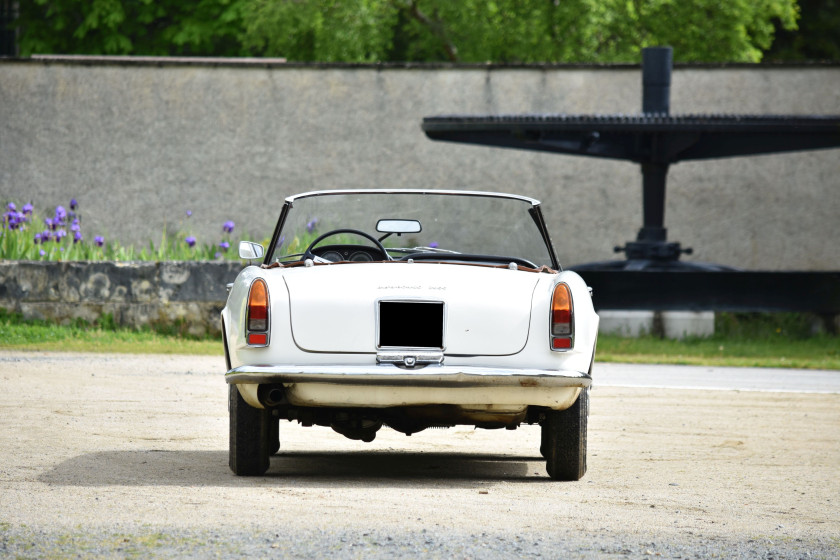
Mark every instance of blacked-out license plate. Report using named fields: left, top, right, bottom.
left=378, top=301, right=444, bottom=349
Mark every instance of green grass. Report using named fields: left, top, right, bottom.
left=597, top=334, right=839, bottom=369
left=0, top=311, right=836, bottom=369
left=0, top=311, right=221, bottom=355
left=598, top=312, right=839, bottom=369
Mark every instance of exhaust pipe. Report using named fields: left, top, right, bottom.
left=258, top=384, right=286, bottom=407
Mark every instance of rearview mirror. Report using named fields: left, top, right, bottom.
left=239, top=241, right=265, bottom=260
left=376, top=219, right=422, bottom=234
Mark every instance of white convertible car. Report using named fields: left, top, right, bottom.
left=222, top=190, right=598, bottom=480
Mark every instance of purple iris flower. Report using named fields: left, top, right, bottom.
left=45, top=217, right=56, bottom=231
left=219, top=241, right=230, bottom=251
left=73, top=231, right=83, bottom=243
left=70, top=218, right=81, bottom=232
left=94, top=236, right=105, bottom=247
left=186, top=210, right=192, bottom=218
left=222, top=220, right=235, bottom=234
left=22, top=203, right=33, bottom=215
left=6, top=202, right=15, bottom=212
left=54, top=230, right=67, bottom=242
left=70, top=199, right=78, bottom=211
left=39, top=249, right=46, bottom=257
left=185, top=236, right=197, bottom=248
left=34, top=232, right=43, bottom=244
left=5, top=212, right=23, bottom=230
left=306, top=218, right=319, bottom=234
left=214, top=252, right=222, bottom=259
left=54, top=206, right=67, bottom=224
left=429, top=242, right=439, bottom=249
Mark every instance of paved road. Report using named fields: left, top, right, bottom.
left=596, top=362, right=840, bottom=393
left=1, top=352, right=838, bottom=559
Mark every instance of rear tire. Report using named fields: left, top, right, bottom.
left=269, top=416, right=280, bottom=455
left=542, top=388, right=589, bottom=481
left=229, top=384, right=271, bottom=476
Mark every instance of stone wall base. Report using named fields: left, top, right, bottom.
left=0, top=261, right=241, bottom=337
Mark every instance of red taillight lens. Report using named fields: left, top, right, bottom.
left=246, top=278, right=269, bottom=341
left=551, top=283, right=573, bottom=351
left=247, top=333, right=268, bottom=346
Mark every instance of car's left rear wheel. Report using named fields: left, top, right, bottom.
left=229, top=385, right=271, bottom=476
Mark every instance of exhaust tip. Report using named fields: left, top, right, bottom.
left=258, top=384, right=286, bottom=407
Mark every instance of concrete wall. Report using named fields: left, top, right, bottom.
left=1, top=58, right=839, bottom=270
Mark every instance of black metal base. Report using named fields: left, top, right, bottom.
left=572, top=258, right=737, bottom=272
left=568, top=268, right=840, bottom=315
left=613, top=241, right=693, bottom=265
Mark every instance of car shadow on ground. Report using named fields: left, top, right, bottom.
left=38, top=449, right=550, bottom=488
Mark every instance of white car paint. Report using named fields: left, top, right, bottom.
left=224, top=263, right=598, bottom=410
left=285, top=262, right=539, bottom=355
left=222, top=190, right=598, bottom=479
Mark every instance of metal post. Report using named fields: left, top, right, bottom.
left=639, top=162, right=669, bottom=242
left=642, top=47, right=672, bottom=115
left=637, top=47, right=673, bottom=249
left=0, top=1, right=18, bottom=56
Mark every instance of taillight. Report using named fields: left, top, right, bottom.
left=246, top=278, right=269, bottom=346
left=551, top=283, right=573, bottom=351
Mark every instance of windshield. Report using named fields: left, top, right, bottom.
left=269, top=191, right=556, bottom=268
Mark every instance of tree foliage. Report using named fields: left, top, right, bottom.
left=14, top=0, right=807, bottom=63
left=765, top=0, right=840, bottom=60
left=16, top=0, right=247, bottom=56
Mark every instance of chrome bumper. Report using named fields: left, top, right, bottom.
left=226, top=364, right=591, bottom=389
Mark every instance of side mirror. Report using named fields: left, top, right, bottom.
left=238, top=241, right=265, bottom=261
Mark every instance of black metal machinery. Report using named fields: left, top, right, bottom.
left=422, top=48, right=840, bottom=322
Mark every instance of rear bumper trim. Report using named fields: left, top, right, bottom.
left=225, top=364, right=591, bottom=389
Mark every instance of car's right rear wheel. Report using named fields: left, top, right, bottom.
left=229, top=384, right=271, bottom=476
left=541, top=388, right=588, bottom=481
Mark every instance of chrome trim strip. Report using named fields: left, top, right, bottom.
left=283, top=189, right=541, bottom=206
left=376, top=351, right=445, bottom=367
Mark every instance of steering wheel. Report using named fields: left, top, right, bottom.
left=303, top=228, right=391, bottom=261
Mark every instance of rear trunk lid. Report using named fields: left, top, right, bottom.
left=283, top=262, right=540, bottom=356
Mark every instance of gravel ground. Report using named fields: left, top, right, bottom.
left=3, top=525, right=834, bottom=559
left=1, top=351, right=838, bottom=559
